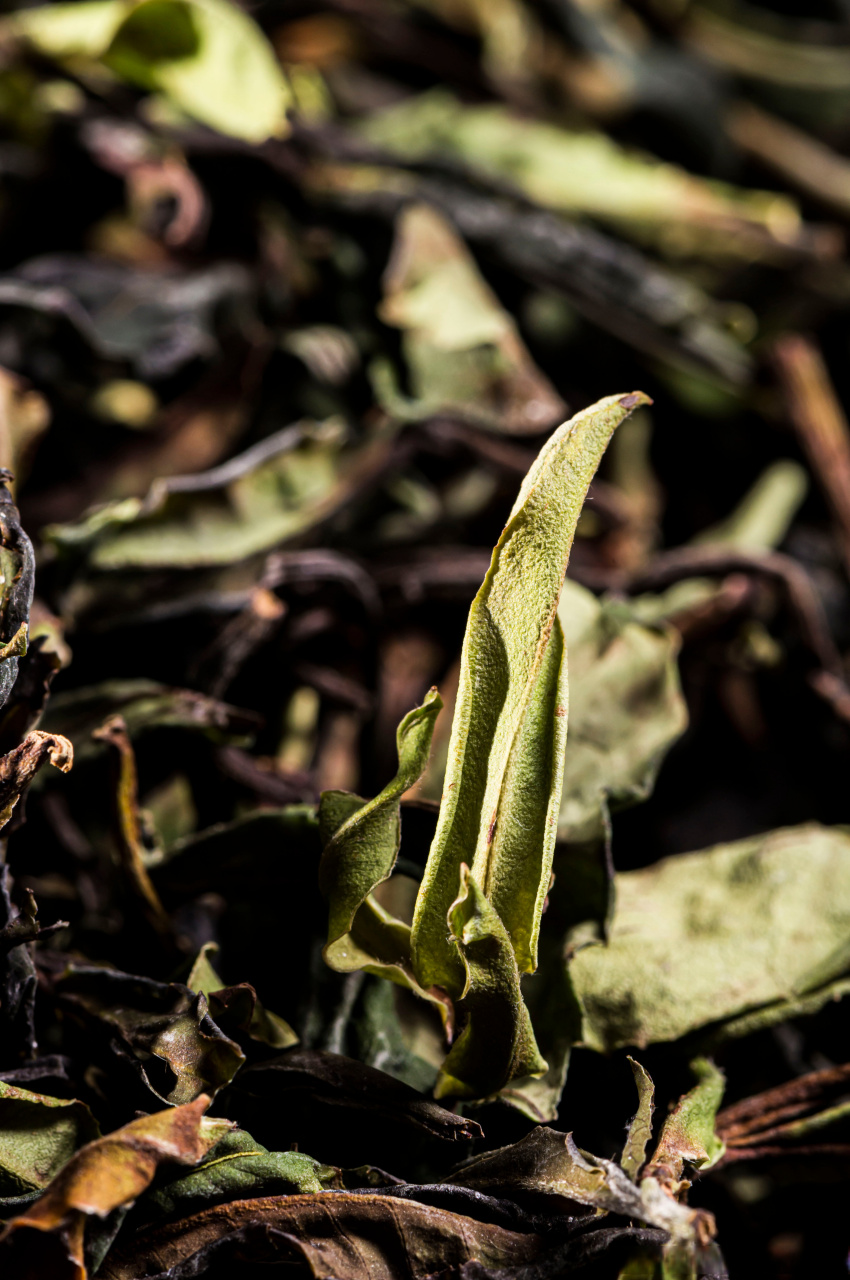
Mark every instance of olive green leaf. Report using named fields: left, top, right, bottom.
left=645, top=1059, right=725, bottom=1189
left=143, top=1127, right=341, bottom=1221
left=621, top=1058, right=656, bottom=1183
left=0, top=1083, right=99, bottom=1199
left=319, top=688, right=442, bottom=954
left=557, top=579, right=687, bottom=844
left=9, top=0, right=292, bottom=143
left=374, top=203, right=565, bottom=433
left=360, top=89, right=805, bottom=260
left=319, top=691, right=450, bottom=1017
left=436, top=865, right=547, bottom=1099
left=569, top=823, right=850, bottom=1051
left=46, top=419, right=399, bottom=571
left=0, top=1097, right=230, bottom=1279
left=412, top=391, right=650, bottom=997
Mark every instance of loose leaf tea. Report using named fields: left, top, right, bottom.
left=0, top=0, right=849, bottom=1274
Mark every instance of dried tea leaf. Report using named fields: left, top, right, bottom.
left=361, top=90, right=806, bottom=259
left=56, top=966, right=245, bottom=1106
left=319, top=688, right=441, bottom=969
left=188, top=944, right=297, bottom=1052
left=0, top=730, right=73, bottom=830
left=0, top=1082, right=99, bottom=1199
left=412, top=392, right=650, bottom=998
left=436, top=865, right=547, bottom=1099
left=621, top=1058, right=655, bottom=1183
left=10, top=0, right=291, bottom=143
left=569, top=823, right=850, bottom=1051
left=99, top=1190, right=545, bottom=1280
left=46, top=420, right=400, bottom=571
left=0, top=1096, right=231, bottom=1280
left=142, top=1128, right=341, bottom=1220
left=376, top=204, right=565, bottom=433
left=235, top=1048, right=483, bottom=1143
left=645, top=1059, right=725, bottom=1191
left=38, top=680, right=259, bottom=769
left=557, top=580, right=687, bottom=844
left=91, top=715, right=170, bottom=934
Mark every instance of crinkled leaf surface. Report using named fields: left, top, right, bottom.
left=436, top=866, right=547, bottom=1100
left=99, top=1190, right=546, bottom=1280
left=10, top=0, right=291, bottom=143
left=557, top=580, right=687, bottom=844
left=570, top=823, right=850, bottom=1051
left=56, top=965, right=245, bottom=1105
left=376, top=203, right=564, bottom=433
left=0, top=1097, right=231, bottom=1280
left=646, top=1059, right=725, bottom=1185
left=0, top=1082, right=99, bottom=1199
left=412, top=392, right=649, bottom=997
left=187, top=944, right=298, bottom=1051
left=621, top=1058, right=656, bottom=1183
left=142, top=1127, right=341, bottom=1221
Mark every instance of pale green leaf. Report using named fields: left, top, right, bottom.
left=0, top=1083, right=99, bottom=1197
left=319, top=689, right=441, bottom=952
left=11, top=0, right=292, bottom=143
left=411, top=391, right=650, bottom=997
left=47, top=421, right=397, bottom=571
left=360, top=89, right=804, bottom=259
left=375, top=203, right=564, bottom=433
left=557, top=580, right=687, bottom=844
left=570, top=823, right=850, bottom=1051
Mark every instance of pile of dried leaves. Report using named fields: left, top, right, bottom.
left=0, top=0, right=850, bottom=1276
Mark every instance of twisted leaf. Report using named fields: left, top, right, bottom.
left=411, top=392, right=650, bottom=996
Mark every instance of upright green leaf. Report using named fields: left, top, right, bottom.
left=411, top=392, right=650, bottom=996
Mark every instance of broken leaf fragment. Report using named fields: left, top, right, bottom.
left=0, top=730, right=73, bottom=830
left=645, top=1059, right=725, bottom=1192
left=376, top=203, right=565, bottom=433
left=621, top=1057, right=655, bottom=1183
